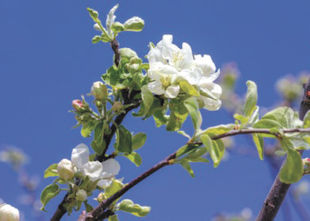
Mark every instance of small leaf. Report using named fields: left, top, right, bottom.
left=81, top=121, right=96, bottom=138
left=44, top=164, right=58, bottom=178
left=180, top=160, right=195, bottom=177
left=108, top=215, right=119, bottom=221
left=175, top=145, right=196, bottom=158
left=92, top=35, right=102, bottom=44
left=279, top=147, right=303, bottom=184
left=124, top=152, right=142, bottom=167
left=244, top=80, right=257, bottom=117
left=115, top=125, right=132, bottom=154
left=87, top=8, right=99, bottom=20
left=234, top=113, right=249, bottom=125
left=141, top=86, right=154, bottom=116
left=179, top=80, right=199, bottom=96
left=167, top=99, right=188, bottom=131
left=253, top=134, right=264, bottom=160
left=104, top=179, right=124, bottom=199
left=40, top=183, right=61, bottom=211
left=91, top=122, right=105, bottom=155
left=84, top=201, right=93, bottom=212
left=200, top=134, right=224, bottom=167
left=202, top=124, right=235, bottom=136
left=117, top=199, right=151, bottom=217
left=303, top=110, right=310, bottom=128
left=184, top=97, right=202, bottom=132
left=132, top=133, right=147, bottom=150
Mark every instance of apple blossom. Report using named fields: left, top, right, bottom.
left=72, top=99, right=83, bottom=111
left=76, top=189, right=88, bottom=202
left=57, top=159, right=74, bottom=181
left=146, top=34, right=222, bottom=110
left=91, top=81, right=108, bottom=101
left=0, top=203, right=20, bottom=221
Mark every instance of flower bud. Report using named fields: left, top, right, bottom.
left=112, top=101, right=123, bottom=112
left=93, top=23, right=101, bottom=31
left=96, top=192, right=107, bottom=203
left=119, top=48, right=138, bottom=60
left=57, top=159, right=75, bottom=181
left=111, top=22, right=124, bottom=34
left=76, top=189, right=87, bottom=202
left=72, top=99, right=83, bottom=111
left=91, top=81, right=108, bottom=101
left=124, top=16, right=144, bottom=32
left=0, top=204, right=20, bottom=221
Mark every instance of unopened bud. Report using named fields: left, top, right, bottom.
left=91, top=81, right=108, bottom=101
left=111, top=22, right=124, bottom=34
left=0, top=204, right=20, bottom=221
left=57, top=159, right=75, bottom=181
left=93, top=23, right=101, bottom=31
left=72, top=99, right=83, bottom=111
left=119, top=48, right=138, bottom=60
left=76, top=189, right=87, bottom=202
left=96, top=192, right=107, bottom=203
left=112, top=101, right=123, bottom=112
left=124, top=16, right=144, bottom=32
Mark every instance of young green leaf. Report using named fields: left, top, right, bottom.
left=252, top=134, right=264, bottom=160
left=124, top=152, right=142, bottom=167
left=167, top=99, right=188, bottom=131
left=44, top=164, right=58, bottom=178
left=117, top=199, right=151, bottom=217
left=108, top=215, right=119, bottom=221
left=104, top=179, right=124, bottom=198
left=303, top=110, right=310, bottom=128
left=202, top=124, right=235, bottom=136
left=40, top=183, right=61, bottom=211
left=244, top=80, right=257, bottom=117
left=132, top=133, right=147, bottom=150
left=141, top=86, right=154, bottom=116
left=179, top=80, right=200, bottom=96
left=91, top=122, right=105, bottom=155
left=279, top=147, right=303, bottom=184
left=115, top=125, right=132, bottom=154
left=179, top=160, right=195, bottom=177
left=200, top=134, right=224, bottom=167
left=184, top=97, right=202, bottom=132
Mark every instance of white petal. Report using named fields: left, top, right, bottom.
left=106, top=4, right=119, bottom=34
left=194, top=54, right=216, bottom=76
left=102, top=159, right=120, bottom=176
left=178, top=69, right=201, bottom=85
left=71, top=143, right=89, bottom=170
left=148, top=80, right=165, bottom=95
left=165, top=85, right=180, bottom=98
left=179, top=42, right=194, bottom=69
left=199, top=81, right=222, bottom=99
left=97, top=179, right=113, bottom=189
left=200, top=96, right=222, bottom=111
left=157, top=34, right=180, bottom=61
left=82, top=161, right=103, bottom=181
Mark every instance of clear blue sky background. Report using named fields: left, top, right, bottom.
left=1, top=0, right=310, bottom=220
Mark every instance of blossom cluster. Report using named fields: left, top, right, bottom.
left=146, top=35, right=222, bottom=110
left=57, top=143, right=120, bottom=188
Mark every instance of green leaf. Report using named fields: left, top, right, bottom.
left=141, top=86, right=154, bottom=115
left=185, top=147, right=208, bottom=161
left=200, top=134, right=224, bottom=167
left=124, top=152, right=142, bottom=167
left=81, top=121, right=96, bottom=138
left=202, top=124, right=235, bottom=136
left=167, top=99, right=188, bottom=131
left=84, top=201, right=93, bottom=212
left=233, top=113, right=249, bottom=125
left=108, top=215, right=119, bottom=221
left=303, top=110, right=310, bottom=128
left=179, top=80, right=199, bottom=96
left=132, top=133, right=147, bottom=150
left=253, top=119, right=282, bottom=133
left=180, top=160, right=195, bottom=177
left=244, top=80, right=257, bottom=117
left=252, top=134, right=264, bottom=160
left=175, top=145, right=196, bottom=158
left=91, top=122, right=105, bottom=155
left=104, top=179, right=124, bottom=198
left=40, top=183, right=61, bottom=211
left=279, top=147, right=303, bottom=184
left=92, top=35, right=102, bottom=44
left=115, top=125, right=132, bottom=154
left=44, top=164, right=58, bottom=178
left=117, top=199, right=151, bottom=217
left=261, top=106, right=295, bottom=128
left=184, top=97, right=202, bottom=132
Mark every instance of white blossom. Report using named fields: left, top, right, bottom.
left=146, top=34, right=222, bottom=110
left=57, top=159, right=74, bottom=180
left=0, top=203, right=20, bottom=221
left=70, top=144, right=120, bottom=188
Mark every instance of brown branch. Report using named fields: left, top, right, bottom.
left=256, top=79, right=310, bottom=221
left=79, top=152, right=177, bottom=221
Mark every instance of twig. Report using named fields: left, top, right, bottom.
left=256, top=79, right=310, bottom=221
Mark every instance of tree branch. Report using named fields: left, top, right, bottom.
left=256, top=79, right=310, bottom=221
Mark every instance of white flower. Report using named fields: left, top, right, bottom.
left=91, top=81, right=108, bottom=100
left=70, top=144, right=120, bottom=188
left=0, top=203, right=20, bottom=221
left=106, top=4, right=119, bottom=37
left=57, top=159, right=74, bottom=180
left=146, top=34, right=222, bottom=110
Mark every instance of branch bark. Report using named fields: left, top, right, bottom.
left=256, top=79, right=310, bottom=221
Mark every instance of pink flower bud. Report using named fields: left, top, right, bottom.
left=72, top=99, right=83, bottom=111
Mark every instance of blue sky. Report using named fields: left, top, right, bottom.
left=1, top=0, right=310, bottom=220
